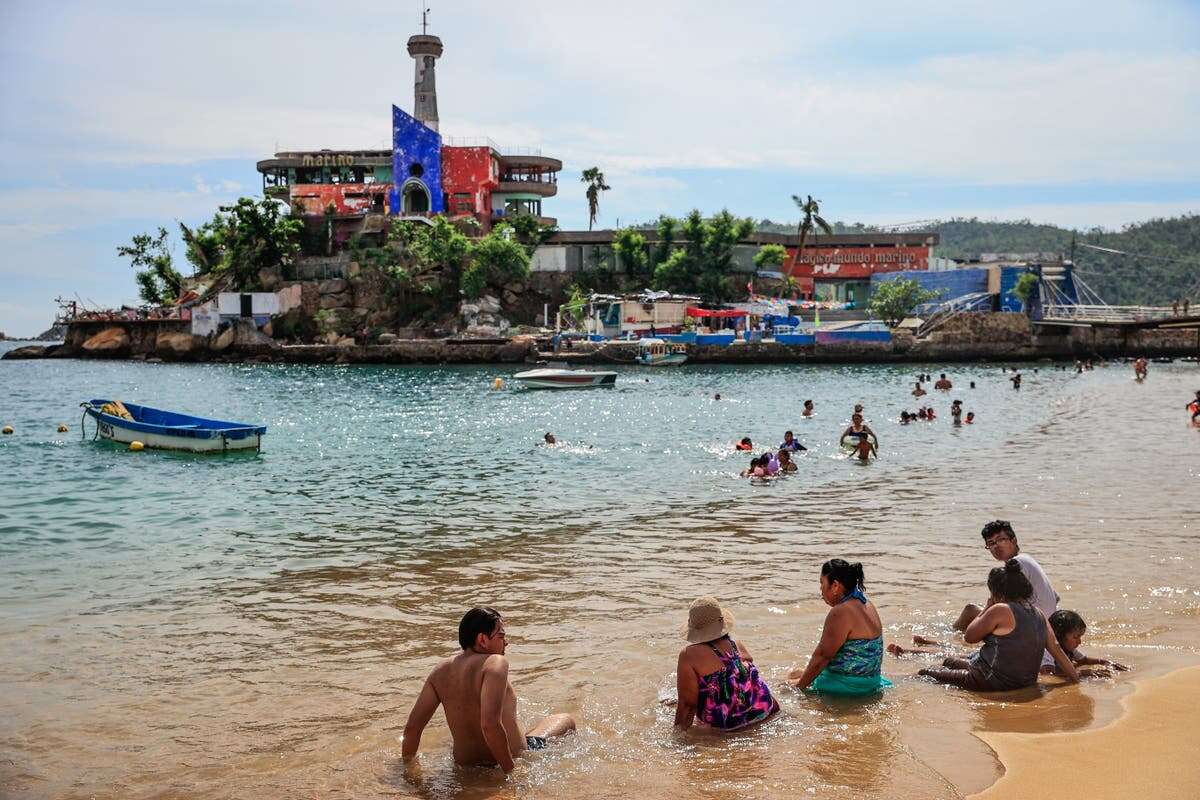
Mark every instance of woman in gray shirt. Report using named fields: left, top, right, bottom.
left=919, top=560, right=1079, bottom=691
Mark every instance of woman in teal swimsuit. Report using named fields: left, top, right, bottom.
left=788, top=559, right=892, bottom=696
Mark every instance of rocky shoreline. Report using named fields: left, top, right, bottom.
left=4, top=311, right=1198, bottom=366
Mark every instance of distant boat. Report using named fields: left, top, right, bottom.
left=636, top=338, right=688, bottom=366
left=81, top=399, right=266, bottom=452
left=512, top=368, right=617, bottom=389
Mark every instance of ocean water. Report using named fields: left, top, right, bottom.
left=1, top=343, right=1198, bottom=799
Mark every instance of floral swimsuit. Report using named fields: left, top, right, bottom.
left=695, top=638, right=780, bottom=731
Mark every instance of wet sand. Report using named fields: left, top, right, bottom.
left=972, top=666, right=1200, bottom=800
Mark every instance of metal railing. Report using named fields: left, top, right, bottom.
left=1040, top=304, right=1174, bottom=323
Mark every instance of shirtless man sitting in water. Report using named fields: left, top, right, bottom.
left=402, top=607, right=575, bottom=774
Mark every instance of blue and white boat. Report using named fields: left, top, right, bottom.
left=81, top=399, right=267, bottom=453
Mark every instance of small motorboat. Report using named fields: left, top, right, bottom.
left=636, top=338, right=688, bottom=366
left=512, top=368, right=617, bottom=389
left=81, top=399, right=266, bottom=452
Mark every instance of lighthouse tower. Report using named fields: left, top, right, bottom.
left=407, top=9, right=442, bottom=132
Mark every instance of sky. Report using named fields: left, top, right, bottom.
left=1, top=0, right=1198, bottom=336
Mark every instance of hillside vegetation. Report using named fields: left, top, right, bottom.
left=755, top=214, right=1200, bottom=306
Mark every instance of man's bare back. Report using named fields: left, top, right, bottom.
left=425, top=651, right=525, bottom=767
left=402, top=608, right=575, bottom=775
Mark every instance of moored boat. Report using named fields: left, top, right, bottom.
left=512, top=368, right=617, bottom=389
left=636, top=338, right=688, bottom=366
left=81, top=399, right=267, bottom=452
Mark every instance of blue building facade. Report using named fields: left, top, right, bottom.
left=390, top=105, right=444, bottom=215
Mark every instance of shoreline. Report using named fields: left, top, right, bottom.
left=970, top=665, right=1200, bottom=800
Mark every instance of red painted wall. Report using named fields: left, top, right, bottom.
left=441, top=146, right=498, bottom=218
left=786, top=245, right=931, bottom=280
left=289, top=184, right=389, bottom=216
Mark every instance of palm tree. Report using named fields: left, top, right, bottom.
left=581, top=167, right=611, bottom=231
left=791, top=194, right=832, bottom=267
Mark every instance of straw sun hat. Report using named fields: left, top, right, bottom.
left=684, top=596, right=735, bottom=644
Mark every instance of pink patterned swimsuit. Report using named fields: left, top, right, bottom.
left=695, top=637, right=780, bottom=731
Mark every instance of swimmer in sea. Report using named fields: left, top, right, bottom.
left=969, top=381, right=976, bottom=389
left=917, top=407, right=928, bottom=420
left=1010, top=372, right=1022, bottom=389
left=543, top=432, right=556, bottom=445
left=925, top=406, right=936, bottom=421
left=779, top=430, right=807, bottom=452
left=1188, top=390, right=1200, bottom=422
left=854, top=404, right=864, bottom=415
left=850, top=436, right=877, bottom=462
left=1134, top=358, right=1148, bottom=380
left=840, top=413, right=879, bottom=448
left=899, top=411, right=911, bottom=425
left=736, top=437, right=753, bottom=451
left=950, top=400, right=962, bottom=422
left=740, top=455, right=764, bottom=478
left=934, top=373, right=952, bottom=390
left=777, top=449, right=798, bottom=473
left=965, top=412, right=975, bottom=424
left=802, top=399, right=815, bottom=417
left=714, top=393, right=722, bottom=401
left=912, top=381, right=927, bottom=398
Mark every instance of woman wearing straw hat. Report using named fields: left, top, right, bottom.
left=787, top=559, right=892, bottom=696
left=674, top=597, right=780, bottom=732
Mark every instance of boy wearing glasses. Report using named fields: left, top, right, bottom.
left=953, top=520, right=1059, bottom=637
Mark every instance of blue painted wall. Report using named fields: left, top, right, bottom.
left=999, top=266, right=1033, bottom=312
left=871, top=268, right=989, bottom=301
left=391, top=105, right=444, bottom=214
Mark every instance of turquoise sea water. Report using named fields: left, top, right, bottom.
left=2, top=342, right=1198, bottom=799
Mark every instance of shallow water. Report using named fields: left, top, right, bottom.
left=1, top=345, right=1198, bottom=799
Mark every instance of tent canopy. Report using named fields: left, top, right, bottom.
left=685, top=307, right=747, bottom=318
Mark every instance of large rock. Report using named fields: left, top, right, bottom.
left=346, top=261, right=361, bottom=279
left=478, top=295, right=501, bottom=314
left=1, top=345, right=45, bottom=359
left=378, top=332, right=398, bottom=344
left=459, top=303, right=481, bottom=318
left=319, top=292, right=352, bottom=310
left=463, top=325, right=501, bottom=338
left=211, top=326, right=236, bottom=352
left=318, top=278, right=349, bottom=295
left=156, top=332, right=200, bottom=359
left=81, top=326, right=130, bottom=356
left=502, top=290, right=520, bottom=307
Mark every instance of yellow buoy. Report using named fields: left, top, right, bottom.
left=57, top=424, right=68, bottom=433
left=129, top=441, right=145, bottom=451
left=492, top=377, right=504, bottom=390
left=1, top=425, right=12, bottom=435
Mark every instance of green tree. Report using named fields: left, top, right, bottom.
left=792, top=194, right=832, bottom=269
left=1012, top=271, right=1040, bottom=311
left=867, top=278, right=941, bottom=327
left=459, top=223, right=531, bottom=299
left=215, top=198, right=304, bottom=288
left=507, top=213, right=558, bottom=257
left=581, top=167, right=610, bottom=231
left=650, top=209, right=754, bottom=305
left=612, top=227, right=651, bottom=284
left=753, top=243, right=788, bottom=270
left=117, top=227, right=183, bottom=305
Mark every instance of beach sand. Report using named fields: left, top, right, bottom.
left=971, top=665, right=1200, bottom=800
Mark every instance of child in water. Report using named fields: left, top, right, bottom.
left=736, top=437, right=753, bottom=451
left=965, top=412, right=975, bottom=424
left=740, top=456, right=764, bottom=478
left=1042, top=610, right=1128, bottom=678
left=851, top=437, right=877, bottom=462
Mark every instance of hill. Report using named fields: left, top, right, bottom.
left=754, top=214, right=1200, bottom=306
